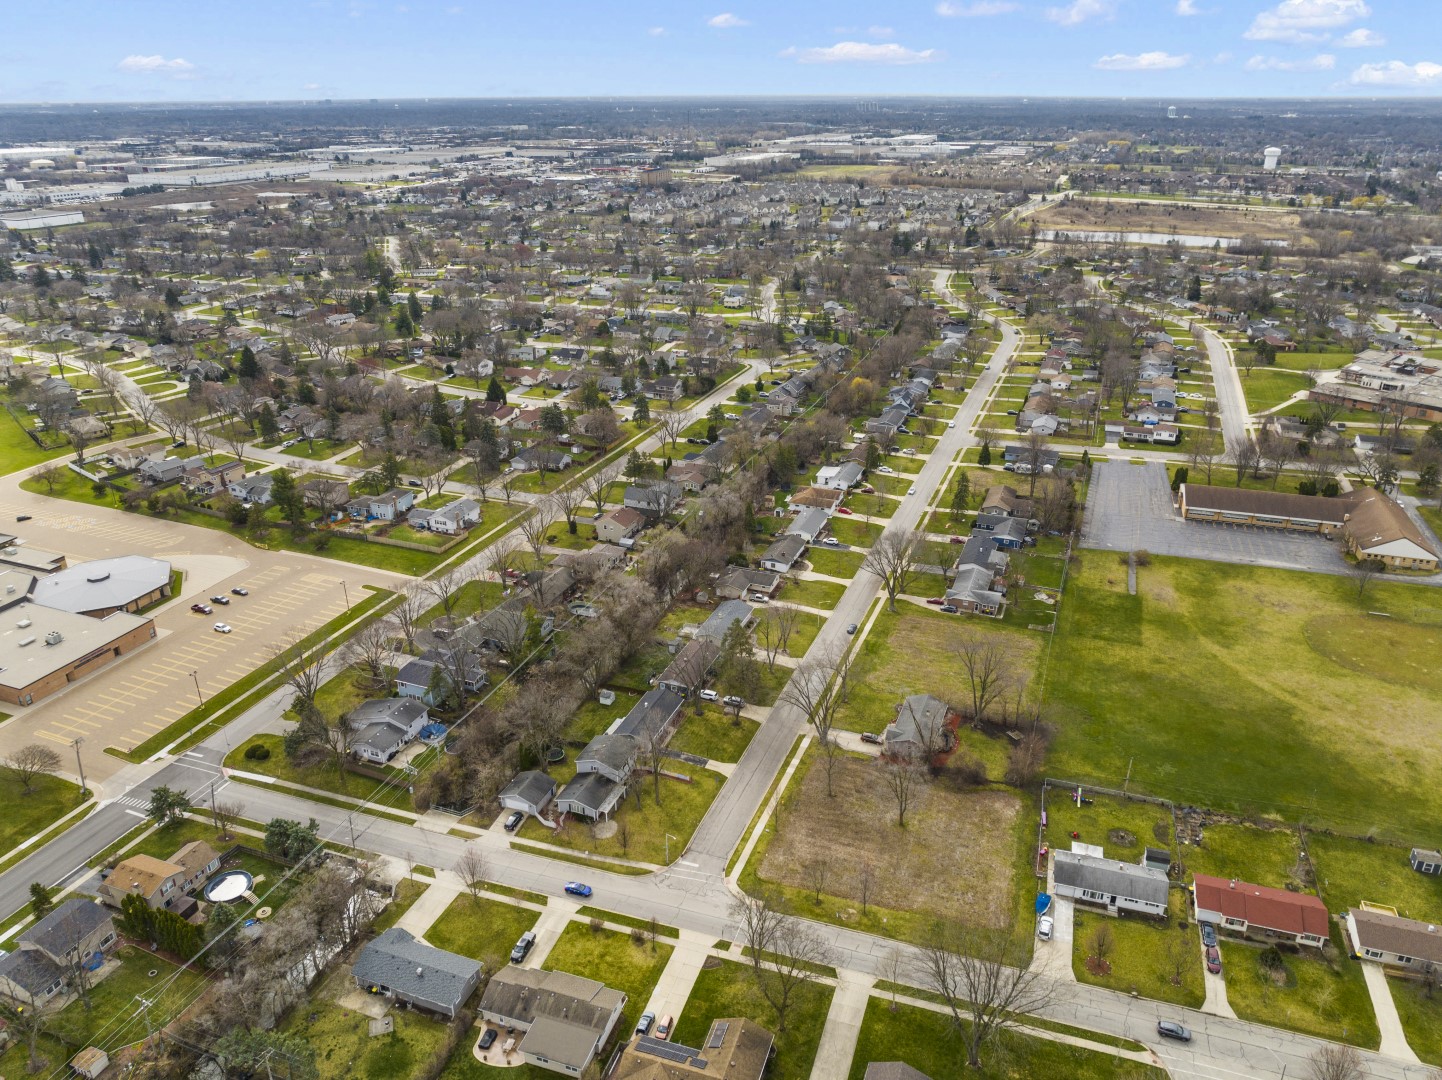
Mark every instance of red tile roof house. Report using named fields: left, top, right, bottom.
left=1192, top=874, right=1330, bottom=948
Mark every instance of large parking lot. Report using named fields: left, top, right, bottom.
left=1081, top=462, right=1353, bottom=575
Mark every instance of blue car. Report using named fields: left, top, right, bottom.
left=1200, top=923, right=1217, bottom=948
left=564, top=881, right=593, bottom=897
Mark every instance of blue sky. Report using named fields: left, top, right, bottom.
left=0, top=1, right=1438, bottom=102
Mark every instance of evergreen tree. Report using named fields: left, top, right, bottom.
left=950, top=472, right=971, bottom=522
left=258, top=403, right=279, bottom=442
left=394, top=306, right=415, bottom=338
left=486, top=377, right=507, bottom=403
left=270, top=469, right=304, bottom=530
left=407, top=290, right=423, bottom=322
left=238, top=345, right=261, bottom=382
left=633, top=396, right=650, bottom=423
left=28, top=882, right=54, bottom=920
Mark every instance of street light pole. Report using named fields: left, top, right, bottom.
left=190, top=670, right=204, bottom=706
left=72, top=737, right=87, bottom=797
left=340, top=579, right=350, bottom=611
left=665, top=833, right=677, bottom=864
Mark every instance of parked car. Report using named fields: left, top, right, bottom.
left=213, top=623, right=232, bottom=634
left=860, top=485, right=875, bottom=494
left=635, top=1012, right=656, bottom=1037
left=939, top=604, right=959, bottom=614
left=191, top=603, right=213, bottom=615
left=407, top=479, right=422, bottom=487
left=860, top=732, right=883, bottom=745
left=1205, top=946, right=1222, bottom=974
left=1157, top=1021, right=1192, bottom=1042
left=15, top=514, right=31, bottom=522
left=1200, top=924, right=1217, bottom=948
left=1037, top=915, right=1054, bottom=940
left=504, top=811, right=524, bottom=832
left=846, top=623, right=858, bottom=635
left=837, top=507, right=853, bottom=515
left=876, top=465, right=894, bottom=474
left=698, top=689, right=720, bottom=702
left=231, top=587, right=249, bottom=596
left=655, top=1015, right=674, bottom=1040
left=908, top=486, right=917, bottom=495
left=823, top=537, right=840, bottom=546
left=479, top=1029, right=498, bottom=1051
left=722, top=695, right=745, bottom=708
left=949, top=535, right=964, bottom=544
left=563, top=881, right=592, bottom=897
left=510, top=931, right=536, bottom=963
left=925, top=597, right=945, bottom=605
left=209, top=595, right=230, bottom=605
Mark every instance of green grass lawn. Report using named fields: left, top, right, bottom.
left=672, top=958, right=833, bottom=1080
left=1239, top=368, right=1313, bottom=414
left=385, top=523, right=455, bottom=549
left=778, top=578, right=846, bottom=609
left=426, top=893, right=540, bottom=970
left=285, top=998, right=453, bottom=1080
left=1179, top=824, right=1302, bottom=890
left=829, top=517, right=884, bottom=547
left=419, top=579, right=507, bottom=627
left=1271, top=349, right=1355, bottom=372
left=803, top=547, right=865, bottom=579
left=1044, top=790, right=1171, bottom=860
left=226, top=734, right=416, bottom=811
left=1045, top=553, right=1442, bottom=840
left=0, top=773, right=87, bottom=858
left=848, top=998, right=1165, bottom=1080
left=846, top=493, right=899, bottom=518
left=1389, top=978, right=1442, bottom=1066
left=284, top=666, right=388, bottom=725
left=372, top=878, right=429, bottom=933
left=0, top=404, right=69, bottom=472
left=781, top=610, right=826, bottom=656
left=566, top=689, right=642, bottom=744
left=1072, top=893, right=1203, bottom=1008
left=543, top=923, right=672, bottom=1039
left=1309, top=834, right=1442, bottom=921
left=669, top=709, right=760, bottom=762
left=1220, top=927, right=1379, bottom=1048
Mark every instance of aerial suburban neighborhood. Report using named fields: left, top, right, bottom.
left=1, top=8, right=1442, bottom=1079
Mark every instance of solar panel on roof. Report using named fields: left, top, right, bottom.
left=636, top=1037, right=693, bottom=1064
left=707, top=1022, right=729, bottom=1049
left=692, top=1060, right=708, bottom=1070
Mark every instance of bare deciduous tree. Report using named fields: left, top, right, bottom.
left=1307, top=1045, right=1365, bottom=1080
left=881, top=757, right=926, bottom=827
left=955, top=630, right=1015, bottom=725
left=778, top=647, right=850, bottom=797
left=455, top=847, right=490, bottom=903
left=2, top=744, right=62, bottom=794
left=860, top=529, right=925, bottom=613
left=275, top=633, right=329, bottom=714
left=341, top=620, right=395, bottom=690
left=732, top=893, right=836, bottom=1033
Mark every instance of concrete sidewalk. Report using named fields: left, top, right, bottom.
left=642, top=929, right=715, bottom=1026
left=523, top=897, right=581, bottom=969
left=808, top=970, right=875, bottom=1080
left=392, top=874, right=463, bottom=943
left=1361, top=963, right=1420, bottom=1063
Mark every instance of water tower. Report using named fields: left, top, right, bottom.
left=1167, top=106, right=1178, bottom=119
left=1263, top=146, right=1282, bottom=171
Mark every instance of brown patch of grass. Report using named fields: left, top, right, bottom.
left=758, top=755, right=1020, bottom=929
left=1035, top=199, right=1301, bottom=241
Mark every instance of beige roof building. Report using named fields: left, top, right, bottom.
left=613, top=1018, right=774, bottom=1080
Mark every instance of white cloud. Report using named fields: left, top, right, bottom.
left=1094, top=50, right=1190, bottom=70
left=1175, top=0, right=1200, bottom=13
left=1337, top=27, right=1384, bottom=47
left=1349, top=58, right=1442, bottom=86
left=935, top=1, right=1018, bottom=15
left=1244, top=0, right=1369, bottom=44
left=1245, top=52, right=1336, bottom=70
left=708, top=12, right=749, bottom=28
left=303, top=82, right=322, bottom=90
left=647, top=26, right=667, bottom=36
left=1046, top=0, right=1114, bottom=26
left=789, top=41, right=942, bottom=64
left=117, top=54, right=194, bottom=73
left=868, top=25, right=895, bottom=37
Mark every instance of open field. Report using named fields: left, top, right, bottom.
left=1045, top=553, right=1442, bottom=839
left=1034, top=199, right=1302, bottom=242
left=757, top=754, right=1022, bottom=932
left=1239, top=368, right=1311, bottom=414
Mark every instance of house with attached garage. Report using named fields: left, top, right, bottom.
left=972, top=513, right=1030, bottom=550
left=408, top=498, right=481, bottom=535
left=784, top=507, right=831, bottom=545
left=555, top=733, right=637, bottom=821
left=346, top=488, right=417, bottom=522
left=760, top=533, right=808, bottom=573
left=1191, top=874, right=1329, bottom=948
left=344, top=697, right=429, bottom=764
left=815, top=461, right=864, bottom=491
left=497, top=770, right=557, bottom=819
left=884, top=694, right=954, bottom=760
left=353, top=927, right=482, bottom=1019
left=595, top=506, right=647, bottom=545
left=1052, top=850, right=1169, bottom=916
left=0, top=899, right=117, bottom=1008
left=478, top=967, right=627, bottom=1076
left=1345, top=908, right=1442, bottom=974
left=715, top=566, right=782, bottom=600
left=945, top=563, right=1006, bottom=617
left=696, top=599, right=753, bottom=644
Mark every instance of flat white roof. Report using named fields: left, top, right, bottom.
left=0, top=601, right=150, bottom=692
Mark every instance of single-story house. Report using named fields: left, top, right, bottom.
left=667, top=461, right=714, bottom=493
left=696, top=599, right=753, bottom=644
left=656, top=639, right=721, bottom=697
left=945, top=563, right=1006, bottom=618
left=612, top=1019, right=774, bottom=1080
left=1192, top=874, right=1329, bottom=948
left=624, top=482, right=683, bottom=521
left=980, top=486, right=1032, bottom=519
left=394, top=651, right=487, bottom=706
left=972, top=514, right=1030, bottom=550
left=478, top=967, right=627, bottom=1076
left=498, top=771, right=557, bottom=818
left=760, top=534, right=808, bottom=574
left=1346, top=908, right=1442, bottom=973
left=884, top=694, right=954, bottom=759
left=353, top=927, right=482, bottom=1019
left=815, top=461, right=864, bottom=491
left=715, top=567, right=782, bottom=600
left=138, top=455, right=202, bottom=485
left=785, top=507, right=831, bottom=545
left=512, top=447, right=574, bottom=473
left=1052, top=850, right=1169, bottom=917
left=345, top=698, right=430, bottom=764
left=0, top=899, right=117, bottom=1007
left=788, top=486, right=845, bottom=513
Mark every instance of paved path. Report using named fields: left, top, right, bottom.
left=1361, top=963, right=1420, bottom=1063
left=393, top=873, right=463, bottom=943
left=520, top=896, right=580, bottom=970
left=1200, top=938, right=1236, bottom=1019
left=642, top=929, right=714, bottom=1026
left=808, top=970, right=875, bottom=1080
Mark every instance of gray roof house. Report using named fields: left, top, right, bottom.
left=612, top=687, right=685, bottom=743
left=556, top=732, right=639, bottom=821
left=478, top=967, right=627, bottom=1076
left=760, top=533, right=808, bottom=574
left=227, top=474, right=276, bottom=506
left=815, top=461, right=864, bottom=490
left=884, top=694, right=954, bottom=760
left=715, top=566, right=782, bottom=600
left=1052, top=850, right=1169, bottom=917
left=785, top=507, right=831, bottom=544
left=0, top=899, right=117, bottom=1007
left=696, top=599, right=753, bottom=644
left=657, top=639, right=721, bottom=697
left=353, top=927, right=482, bottom=1018
left=945, top=564, right=1006, bottom=618
left=498, top=771, right=557, bottom=818
left=344, top=698, right=430, bottom=764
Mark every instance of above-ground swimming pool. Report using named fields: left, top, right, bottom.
left=203, top=869, right=253, bottom=903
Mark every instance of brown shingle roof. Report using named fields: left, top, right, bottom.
left=1350, top=908, right=1442, bottom=965
left=1340, top=489, right=1439, bottom=559
left=1181, top=484, right=1349, bottom=524
left=108, top=854, right=181, bottom=898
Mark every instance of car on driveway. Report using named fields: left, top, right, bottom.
left=231, top=587, right=249, bottom=596
left=1037, top=915, right=1054, bottom=940
left=722, top=695, right=745, bottom=708
left=823, top=537, right=840, bottom=546
left=1157, top=1021, right=1192, bottom=1042
left=939, top=604, right=958, bottom=614
left=1200, top=923, right=1216, bottom=948
left=209, top=595, right=230, bottom=605
left=860, top=486, right=875, bottom=494
left=860, top=732, right=883, bottom=745
left=635, top=1012, right=656, bottom=1037
left=504, top=811, right=524, bottom=832
left=510, top=931, right=536, bottom=963
left=191, top=603, right=213, bottom=615
left=949, top=535, right=964, bottom=544
left=213, top=623, right=232, bottom=634
left=837, top=507, right=853, bottom=515
left=876, top=465, right=894, bottom=474
left=564, top=881, right=592, bottom=897
left=478, top=1029, right=498, bottom=1051
left=698, top=689, right=720, bottom=702
left=925, top=597, right=945, bottom=605
left=1205, top=945, right=1222, bottom=974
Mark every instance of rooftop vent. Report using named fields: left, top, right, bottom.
left=86, top=571, right=111, bottom=583
left=45, top=631, right=63, bottom=646
left=18, top=636, right=35, bottom=647
left=16, top=618, right=30, bottom=628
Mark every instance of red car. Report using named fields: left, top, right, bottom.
left=860, top=486, right=876, bottom=494
left=191, top=603, right=213, bottom=615
left=949, top=535, right=964, bottom=544
left=837, top=507, right=853, bottom=515
left=1205, top=946, right=1222, bottom=974
left=925, top=597, right=945, bottom=605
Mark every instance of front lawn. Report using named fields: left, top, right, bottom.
left=543, top=923, right=672, bottom=1039
left=669, top=708, right=759, bottom=763
left=226, top=734, right=415, bottom=811
left=1238, top=368, right=1312, bottom=415
left=672, top=958, right=833, bottom=1080
left=803, top=547, right=865, bottom=579
left=1071, top=892, right=1203, bottom=1008
left=1389, top=977, right=1442, bottom=1066
left=1221, top=928, right=1379, bottom=1048
left=0, top=773, right=87, bottom=858
left=847, top=998, right=1165, bottom=1080
left=426, top=893, right=540, bottom=970
left=777, top=578, right=846, bottom=609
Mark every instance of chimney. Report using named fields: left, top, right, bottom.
left=417, top=967, right=424, bottom=978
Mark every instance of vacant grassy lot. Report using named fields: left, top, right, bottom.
left=1221, top=928, right=1379, bottom=1048
left=1046, top=553, right=1442, bottom=839
left=1072, top=892, right=1203, bottom=1008
left=847, top=999, right=1166, bottom=1080
left=0, top=772, right=87, bottom=857
left=1309, top=834, right=1442, bottom=920
left=544, top=923, right=672, bottom=1039
left=1239, top=368, right=1312, bottom=415
left=757, top=754, right=1021, bottom=933
left=286, top=997, right=452, bottom=1080
left=426, top=893, right=539, bottom=969
left=778, top=578, right=846, bottom=609
left=669, top=709, right=759, bottom=762
left=671, top=959, right=833, bottom=1080
left=837, top=605, right=1040, bottom=733
left=804, top=547, right=866, bottom=578
left=1035, top=198, right=1302, bottom=242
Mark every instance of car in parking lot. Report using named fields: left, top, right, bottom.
left=213, top=623, right=232, bottom=634
left=698, top=689, right=720, bottom=702
left=1200, top=923, right=1216, bottom=948
left=1037, top=915, right=1054, bottom=940
left=1205, top=945, right=1222, bottom=974
left=722, top=695, right=745, bottom=708
left=1157, top=1021, right=1192, bottom=1042
left=478, top=1029, right=498, bottom=1051
left=209, top=595, right=230, bottom=605
left=231, top=587, right=249, bottom=596
left=563, top=881, right=592, bottom=897
left=191, top=603, right=213, bottom=615
left=846, top=623, right=858, bottom=635
left=823, top=537, right=840, bottom=546
left=635, top=1012, right=656, bottom=1037
left=504, top=811, right=524, bottom=832
left=925, top=597, right=945, bottom=605
left=860, top=732, right=883, bottom=745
